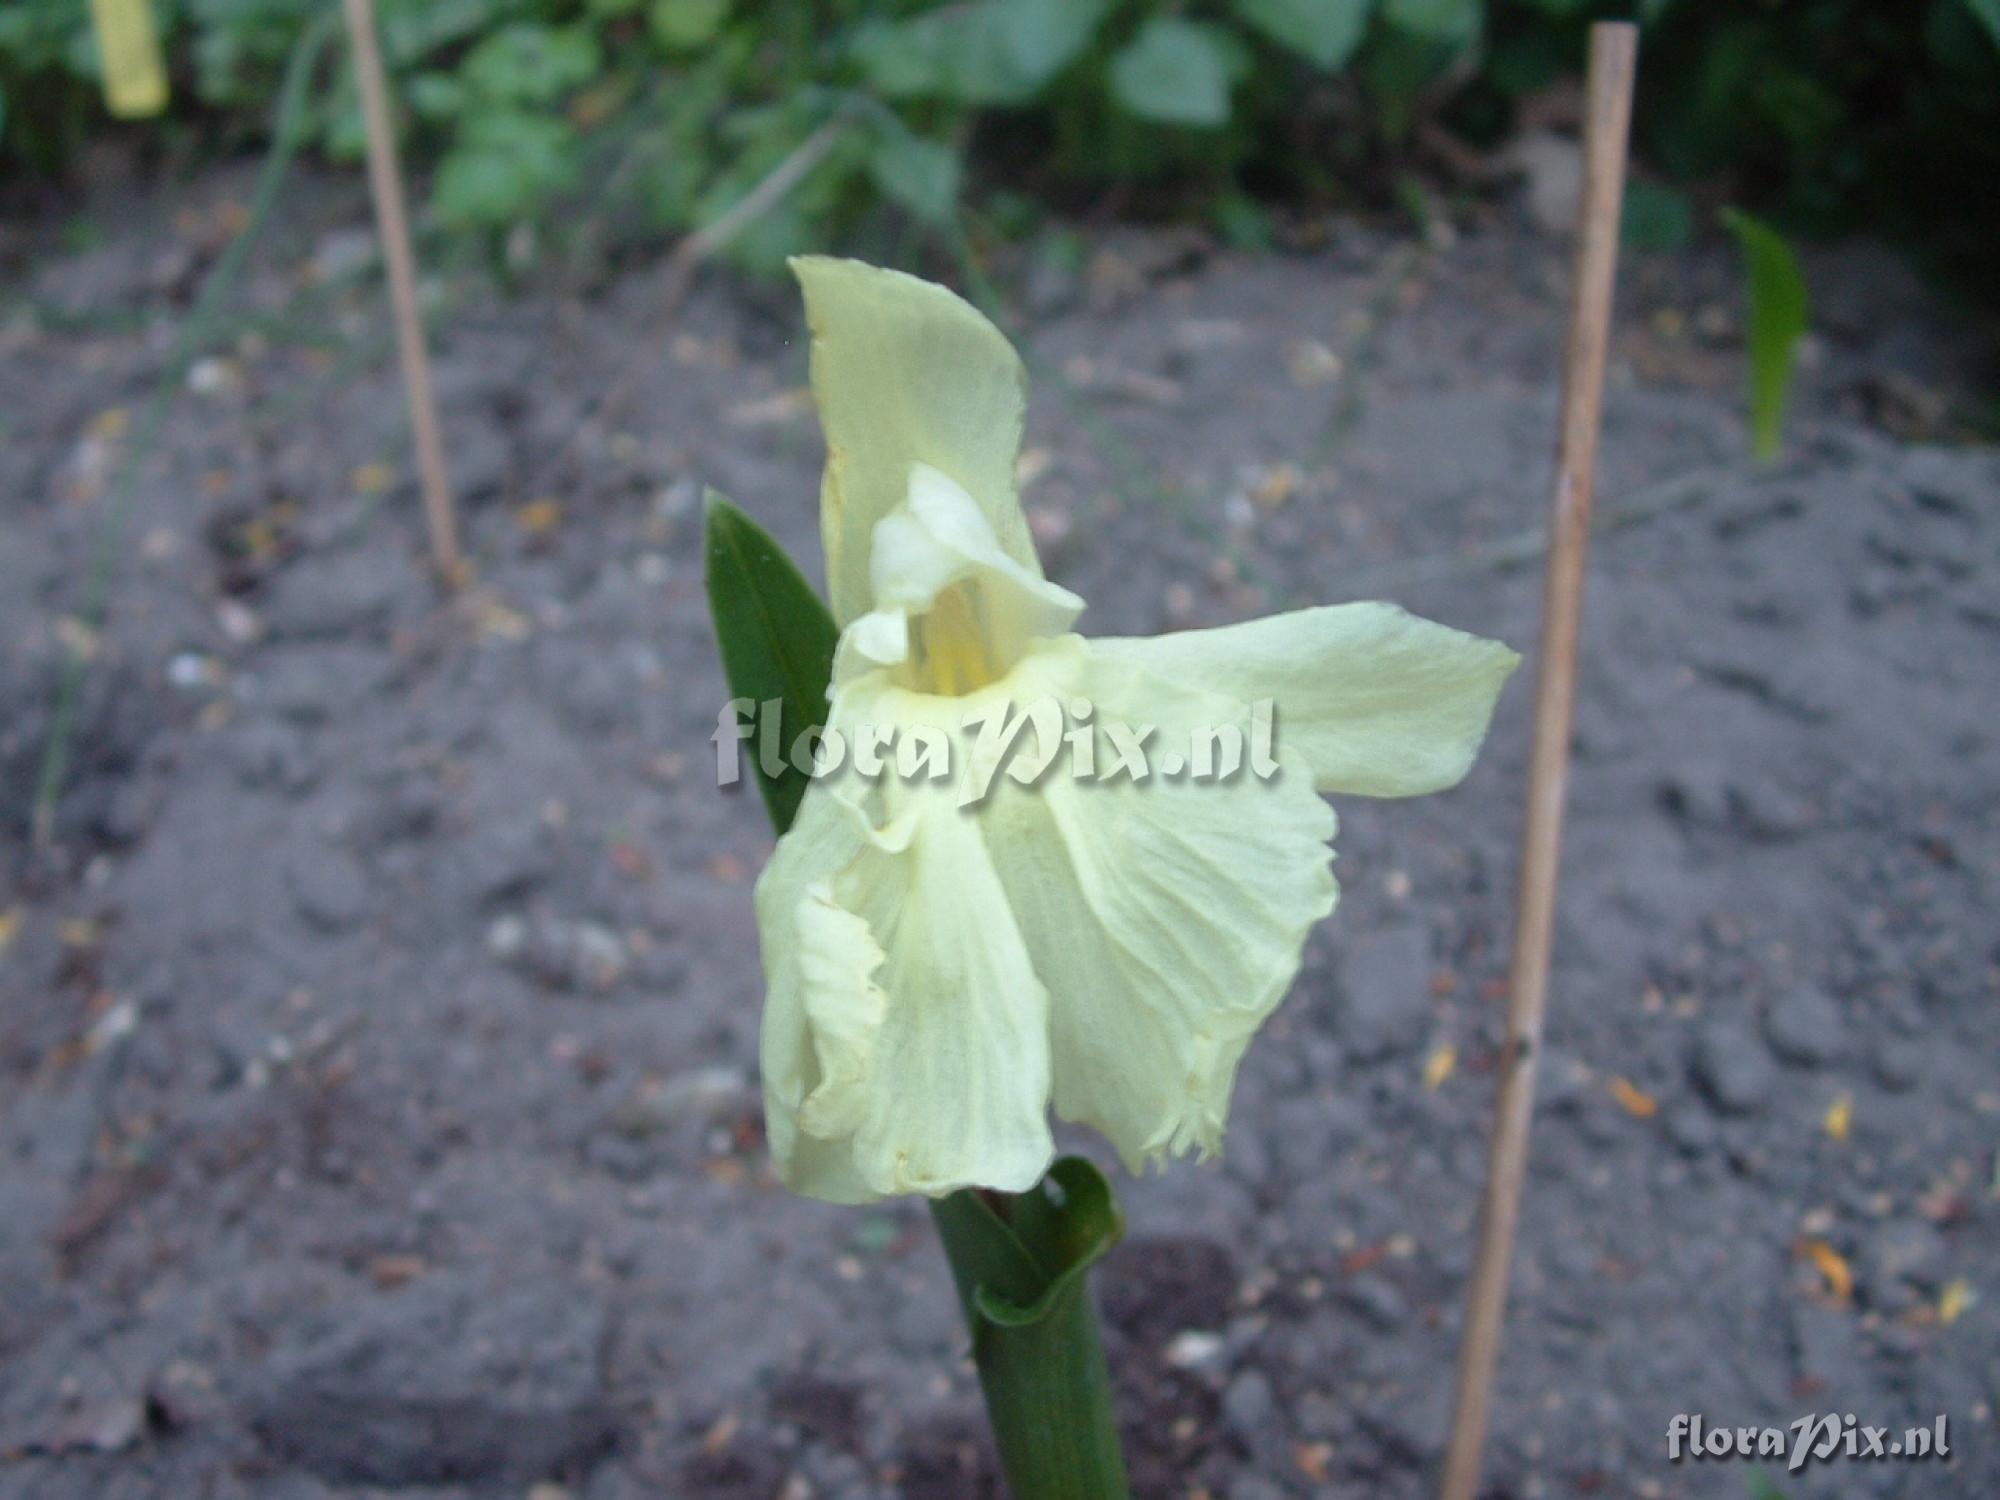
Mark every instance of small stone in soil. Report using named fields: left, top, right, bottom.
left=286, top=847, right=370, bottom=933
left=457, top=817, right=553, bottom=906
left=1863, top=1219, right=1948, bottom=1298
left=1335, top=925, right=1431, bottom=1063
left=1689, top=1020, right=1777, bottom=1116
left=1335, top=1273, right=1409, bottom=1331
left=1871, top=1038, right=1924, bottom=1092
left=1763, top=984, right=1847, bottom=1067
left=245, top=1276, right=617, bottom=1485
left=230, top=721, right=320, bottom=795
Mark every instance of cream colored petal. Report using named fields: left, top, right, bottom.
left=753, top=778, right=875, bottom=1204
left=792, top=256, right=1042, bottom=625
left=755, top=765, right=1055, bottom=1202
left=1091, top=602, right=1519, bottom=797
left=792, top=885, right=887, bottom=1139
left=982, top=640, right=1339, bottom=1171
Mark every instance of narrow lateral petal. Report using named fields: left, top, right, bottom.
left=1092, top=602, right=1519, bottom=797
left=983, top=645, right=1338, bottom=1170
left=792, top=256, right=1041, bottom=625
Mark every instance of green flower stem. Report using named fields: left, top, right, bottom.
left=931, top=1170, right=1132, bottom=1500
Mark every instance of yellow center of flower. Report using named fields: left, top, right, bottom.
left=905, top=582, right=1001, bottom=696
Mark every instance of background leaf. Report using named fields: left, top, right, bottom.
left=1962, top=0, right=2000, bottom=49
left=1232, top=0, right=1373, bottom=71
left=1622, top=179, right=1694, bottom=253
left=852, top=0, right=1109, bottom=106
left=457, top=22, right=599, bottom=106
left=1381, top=0, right=1481, bottom=47
left=867, top=131, right=961, bottom=228
left=649, top=0, right=731, bottom=52
left=433, top=110, right=578, bottom=227
left=1108, top=17, right=1237, bottom=128
left=1722, top=207, right=1811, bottom=461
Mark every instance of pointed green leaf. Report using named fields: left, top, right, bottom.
left=931, top=1160, right=1130, bottom=1500
left=867, top=132, right=962, bottom=229
left=1722, top=208, right=1809, bottom=462
left=703, top=492, right=838, bottom=836
left=974, top=1157, right=1123, bottom=1327
left=1962, top=0, right=2000, bottom=51
left=1232, top=0, right=1373, bottom=71
left=1382, top=0, right=1481, bottom=47
left=931, top=1190, right=1053, bottom=1323
left=1108, top=18, right=1237, bottom=128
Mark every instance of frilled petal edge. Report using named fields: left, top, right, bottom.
left=755, top=771, right=1055, bottom=1203
left=981, top=640, right=1339, bottom=1171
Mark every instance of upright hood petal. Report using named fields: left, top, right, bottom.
left=792, top=256, right=1043, bottom=624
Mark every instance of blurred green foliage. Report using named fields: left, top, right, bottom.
left=2, top=0, right=1996, bottom=285
left=1722, top=207, right=1809, bottom=460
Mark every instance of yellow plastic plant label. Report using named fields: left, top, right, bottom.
left=89, top=0, right=169, bottom=119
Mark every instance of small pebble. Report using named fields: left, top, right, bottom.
left=285, top=848, right=370, bottom=933
left=1872, top=1038, right=1923, bottom=1093
left=1690, top=1020, right=1776, bottom=1116
left=1764, top=985, right=1846, bottom=1068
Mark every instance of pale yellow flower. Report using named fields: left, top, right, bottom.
left=756, top=258, right=1519, bottom=1203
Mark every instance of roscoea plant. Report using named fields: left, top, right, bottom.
left=707, top=257, right=1517, bottom=1498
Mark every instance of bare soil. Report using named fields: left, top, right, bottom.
left=2, top=167, right=1996, bottom=1499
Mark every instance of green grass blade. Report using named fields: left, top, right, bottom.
left=1722, top=208, right=1810, bottom=462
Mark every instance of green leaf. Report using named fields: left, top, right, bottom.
left=852, top=0, right=1111, bottom=105
left=433, top=112, right=580, bottom=228
left=1231, top=0, right=1372, bottom=70
left=703, top=493, right=839, bottom=836
left=377, top=0, right=507, bottom=67
left=929, top=1158, right=1123, bottom=1336
left=649, top=0, right=731, bottom=52
left=929, top=1160, right=1129, bottom=1498
left=1381, top=0, right=1481, bottom=47
left=1108, top=17, right=1238, bottom=128
left=459, top=23, right=601, bottom=107
left=867, top=132, right=962, bottom=228
left=995, top=1157, right=1123, bottom=1299
left=1961, top=0, right=2000, bottom=49
left=932, top=1190, right=1054, bottom=1321
left=404, top=71, right=466, bottom=123
left=1213, top=191, right=1274, bottom=250
left=993, top=0, right=1114, bottom=85
left=1722, top=208, right=1809, bottom=462
left=1622, top=179, right=1694, bottom=253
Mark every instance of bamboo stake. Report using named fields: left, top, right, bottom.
left=341, top=0, right=462, bottom=585
left=1438, top=24, right=1637, bottom=1500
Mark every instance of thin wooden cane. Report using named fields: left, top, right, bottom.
left=1438, top=23, right=1638, bottom=1500
left=342, top=0, right=463, bottom=585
